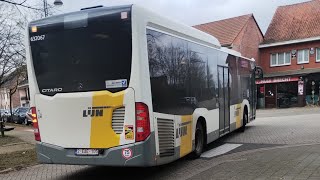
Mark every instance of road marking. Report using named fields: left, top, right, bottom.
left=201, top=143, right=243, bottom=158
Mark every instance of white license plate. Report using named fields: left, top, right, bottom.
left=75, top=149, right=99, bottom=156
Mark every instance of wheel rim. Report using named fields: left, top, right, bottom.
left=24, top=119, right=27, bottom=125
left=195, top=128, right=203, bottom=153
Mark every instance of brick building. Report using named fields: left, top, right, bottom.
left=258, top=0, right=320, bottom=108
left=0, top=81, right=22, bottom=109
left=194, top=14, right=263, bottom=63
left=0, top=68, right=29, bottom=110
left=17, top=80, right=30, bottom=107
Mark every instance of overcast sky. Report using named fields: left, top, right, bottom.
left=44, top=0, right=310, bottom=34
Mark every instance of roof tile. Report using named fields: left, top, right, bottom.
left=263, top=0, right=320, bottom=44
left=194, top=14, right=252, bottom=46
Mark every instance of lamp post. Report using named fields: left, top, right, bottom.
left=43, top=0, right=63, bottom=17
left=53, top=0, right=63, bottom=6
left=43, top=0, right=48, bottom=17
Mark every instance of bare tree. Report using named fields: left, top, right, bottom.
left=0, top=0, right=59, bottom=19
left=0, top=0, right=60, bottom=136
left=0, top=0, right=42, bottom=11
left=0, top=4, right=27, bottom=137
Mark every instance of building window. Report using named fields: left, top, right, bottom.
left=316, top=48, right=320, bottom=62
left=270, top=52, right=291, bottom=67
left=297, top=49, right=309, bottom=64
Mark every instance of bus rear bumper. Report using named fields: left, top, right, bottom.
left=36, top=133, right=156, bottom=167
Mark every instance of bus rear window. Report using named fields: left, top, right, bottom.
left=29, top=7, right=132, bottom=96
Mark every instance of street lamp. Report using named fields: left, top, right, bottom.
left=53, top=0, right=63, bottom=6
left=44, top=0, right=64, bottom=17
left=43, top=0, right=49, bottom=17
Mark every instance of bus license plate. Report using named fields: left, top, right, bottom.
left=75, top=149, right=99, bottom=156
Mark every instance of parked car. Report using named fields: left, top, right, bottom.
left=26, top=108, right=33, bottom=125
left=2, top=109, right=13, bottom=122
left=12, top=107, right=30, bottom=125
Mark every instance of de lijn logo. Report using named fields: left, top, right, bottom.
left=82, top=106, right=111, bottom=117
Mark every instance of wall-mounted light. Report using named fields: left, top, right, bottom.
left=310, top=48, right=315, bottom=55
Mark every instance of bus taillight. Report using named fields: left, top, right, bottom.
left=135, top=103, right=150, bottom=142
left=31, top=107, right=41, bottom=142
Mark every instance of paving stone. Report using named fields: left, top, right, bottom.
left=0, top=108, right=320, bottom=180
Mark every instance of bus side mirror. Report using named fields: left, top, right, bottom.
left=255, top=66, right=263, bottom=79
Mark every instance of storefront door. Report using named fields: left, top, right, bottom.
left=265, top=84, right=276, bottom=108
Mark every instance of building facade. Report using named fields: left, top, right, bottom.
left=194, top=14, right=264, bottom=64
left=17, top=80, right=30, bottom=107
left=258, top=0, right=320, bottom=108
left=0, top=88, right=10, bottom=109
left=0, top=74, right=29, bottom=110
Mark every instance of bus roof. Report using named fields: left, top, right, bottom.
left=30, top=4, right=253, bottom=62
left=132, top=4, right=254, bottom=62
left=221, top=48, right=255, bottom=62
left=132, top=4, right=221, bottom=49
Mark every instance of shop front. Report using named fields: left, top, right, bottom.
left=305, top=73, right=320, bottom=106
left=256, top=76, right=303, bottom=108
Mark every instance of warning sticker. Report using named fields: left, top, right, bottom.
left=122, top=148, right=133, bottom=159
left=125, top=125, right=134, bottom=140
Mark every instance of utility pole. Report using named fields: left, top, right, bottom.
left=43, top=0, right=49, bottom=17
left=44, top=0, right=63, bottom=17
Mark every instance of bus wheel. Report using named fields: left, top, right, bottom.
left=190, top=122, right=204, bottom=159
left=240, top=110, right=248, bottom=132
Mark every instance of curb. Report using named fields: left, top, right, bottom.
left=0, top=168, right=13, bottom=174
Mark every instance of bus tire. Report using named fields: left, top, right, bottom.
left=240, top=108, right=248, bottom=132
left=190, top=121, right=205, bottom=159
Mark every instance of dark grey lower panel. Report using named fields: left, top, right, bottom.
left=207, top=122, right=237, bottom=144
left=230, top=122, right=237, bottom=132
left=207, top=130, right=219, bottom=144
left=156, top=147, right=180, bottom=166
left=37, top=133, right=157, bottom=167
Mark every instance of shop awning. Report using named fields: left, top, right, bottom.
left=264, top=68, right=320, bottom=78
left=256, top=77, right=299, bottom=84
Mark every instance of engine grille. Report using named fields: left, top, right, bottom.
left=157, top=118, right=175, bottom=157
left=112, top=107, right=125, bottom=134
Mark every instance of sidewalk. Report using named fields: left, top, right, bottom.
left=0, top=144, right=319, bottom=180
left=257, top=106, right=320, bottom=118
left=188, top=144, right=320, bottom=180
left=3, top=125, right=35, bottom=144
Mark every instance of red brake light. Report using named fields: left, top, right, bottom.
left=31, top=107, right=41, bottom=142
left=135, top=103, right=150, bottom=142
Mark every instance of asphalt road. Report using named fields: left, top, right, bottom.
left=1, top=107, right=320, bottom=180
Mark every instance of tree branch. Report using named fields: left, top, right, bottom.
left=0, top=0, right=42, bottom=11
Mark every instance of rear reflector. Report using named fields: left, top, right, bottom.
left=31, top=107, right=41, bottom=142
left=135, top=103, right=150, bottom=142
